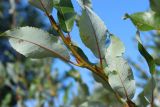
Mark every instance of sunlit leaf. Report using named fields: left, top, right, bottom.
left=105, top=35, right=125, bottom=57
left=77, top=0, right=92, bottom=9
left=79, top=6, right=107, bottom=58
left=0, top=27, right=70, bottom=60
left=56, top=0, right=76, bottom=32
left=104, top=36, right=135, bottom=99
left=105, top=57, right=135, bottom=99
left=125, top=11, right=160, bottom=31
left=28, top=0, right=53, bottom=13
left=136, top=31, right=156, bottom=74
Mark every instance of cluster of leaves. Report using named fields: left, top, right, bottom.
left=0, top=0, right=137, bottom=106
left=124, top=0, right=160, bottom=106
left=0, top=0, right=159, bottom=107
left=0, top=1, right=90, bottom=106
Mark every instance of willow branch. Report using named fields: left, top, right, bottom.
left=39, top=0, right=108, bottom=84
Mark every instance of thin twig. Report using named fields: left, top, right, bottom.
left=36, top=2, right=122, bottom=107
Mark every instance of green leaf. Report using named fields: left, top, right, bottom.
left=136, top=92, right=149, bottom=107
left=143, top=77, right=156, bottom=104
left=155, top=57, right=160, bottom=66
left=79, top=6, right=107, bottom=58
left=80, top=101, right=107, bottom=107
left=80, top=83, right=89, bottom=96
left=136, top=76, right=156, bottom=106
left=2, top=93, right=12, bottom=106
left=63, top=84, right=71, bottom=105
left=0, top=63, right=6, bottom=87
left=105, top=35, right=125, bottom=57
left=0, top=26, right=70, bottom=60
left=28, top=0, right=53, bottom=13
left=87, top=88, right=123, bottom=106
left=104, top=36, right=135, bottom=99
left=52, top=0, right=60, bottom=6
left=56, top=0, right=76, bottom=32
left=150, top=0, right=160, bottom=12
left=136, top=31, right=156, bottom=74
left=136, top=31, right=156, bottom=106
left=71, top=44, right=93, bottom=65
left=125, top=11, right=160, bottom=31
left=105, top=57, right=136, bottom=99
left=77, top=0, right=92, bottom=9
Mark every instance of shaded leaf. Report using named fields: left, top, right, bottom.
left=52, top=0, right=60, bottom=6
left=67, top=70, right=81, bottom=81
left=56, top=0, right=76, bottom=32
left=1, top=93, right=12, bottom=106
left=87, top=87, right=122, bottom=106
left=92, top=73, right=113, bottom=92
left=80, top=83, right=89, bottom=96
left=136, top=76, right=156, bottom=107
left=0, top=26, right=70, bottom=60
left=150, top=0, right=160, bottom=12
left=136, top=92, right=149, bottom=107
left=71, top=44, right=93, bottom=65
left=80, top=101, right=107, bottom=107
left=155, top=57, right=160, bottom=65
left=63, top=84, right=71, bottom=105
left=124, top=11, right=160, bottom=31
left=77, top=0, right=92, bottom=9
left=79, top=6, right=107, bottom=58
left=104, top=36, right=135, bottom=99
left=136, top=31, right=156, bottom=106
left=28, top=0, right=53, bottom=13
left=136, top=31, right=156, bottom=74
left=143, top=77, right=156, bottom=104
left=0, top=63, right=6, bottom=87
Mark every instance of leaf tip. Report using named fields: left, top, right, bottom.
left=123, top=13, right=130, bottom=20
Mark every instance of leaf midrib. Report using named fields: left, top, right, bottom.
left=6, top=35, right=69, bottom=61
